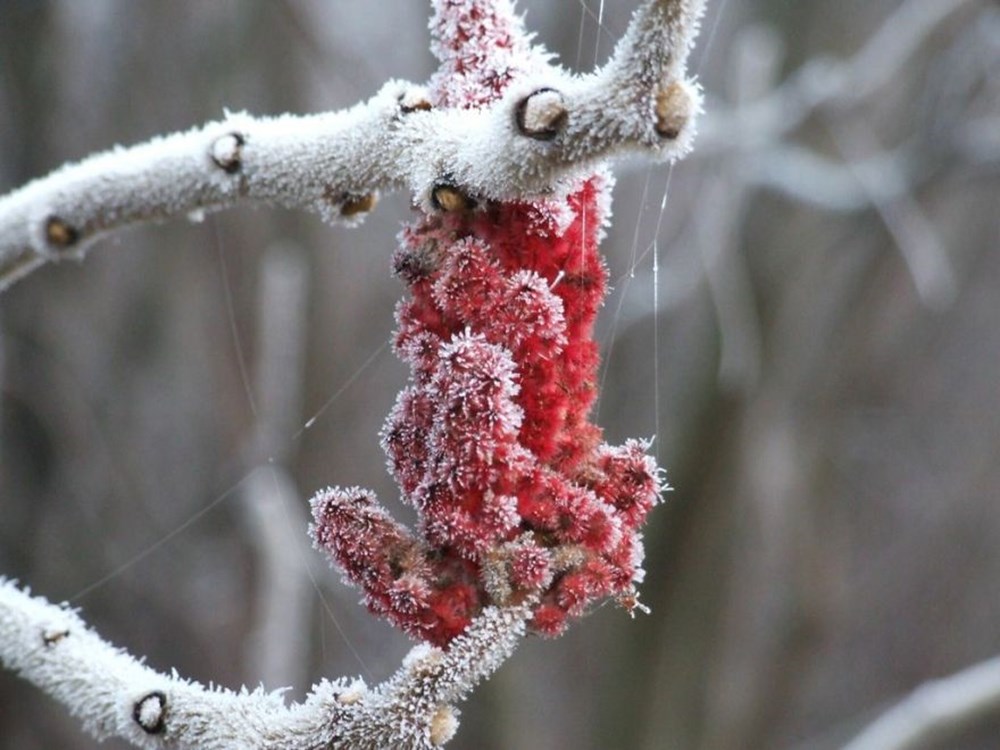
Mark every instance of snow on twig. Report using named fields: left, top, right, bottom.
left=0, top=82, right=411, bottom=290
left=0, top=577, right=531, bottom=750
left=0, top=0, right=705, bottom=291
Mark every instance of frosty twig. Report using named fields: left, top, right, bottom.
left=0, top=578, right=529, bottom=750
left=0, top=83, right=414, bottom=290
left=0, top=0, right=705, bottom=291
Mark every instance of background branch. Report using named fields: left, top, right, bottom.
left=241, top=245, right=312, bottom=691
left=843, top=655, right=1000, bottom=750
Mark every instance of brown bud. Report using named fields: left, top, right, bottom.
left=210, top=132, right=245, bottom=174
left=45, top=217, right=79, bottom=248
left=429, top=704, right=459, bottom=747
left=516, top=88, right=567, bottom=141
left=399, top=90, right=433, bottom=114
left=340, top=193, right=377, bottom=217
left=42, top=628, right=70, bottom=647
left=336, top=687, right=366, bottom=705
left=655, top=82, right=691, bottom=139
left=431, top=183, right=475, bottom=213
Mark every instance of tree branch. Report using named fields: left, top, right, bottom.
left=0, top=81, right=415, bottom=291
left=0, top=0, right=705, bottom=291
left=0, top=577, right=530, bottom=749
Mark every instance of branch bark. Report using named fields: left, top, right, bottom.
left=0, top=0, right=705, bottom=291
left=0, top=82, right=414, bottom=291
left=0, top=577, right=530, bottom=750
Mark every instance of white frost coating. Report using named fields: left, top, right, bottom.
left=0, top=80, right=415, bottom=290
left=0, top=0, right=705, bottom=291
left=0, top=577, right=530, bottom=750
left=210, top=133, right=243, bottom=170
left=0, top=577, right=341, bottom=748
left=331, top=601, right=532, bottom=750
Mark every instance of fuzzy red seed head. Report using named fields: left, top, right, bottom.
left=310, top=0, right=665, bottom=647
left=509, top=543, right=553, bottom=590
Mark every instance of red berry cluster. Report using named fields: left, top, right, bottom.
left=310, top=0, right=663, bottom=648
left=311, top=175, right=663, bottom=646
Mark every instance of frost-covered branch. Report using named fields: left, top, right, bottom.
left=0, top=82, right=412, bottom=290
left=0, top=0, right=704, bottom=291
left=330, top=602, right=532, bottom=749
left=0, top=577, right=530, bottom=750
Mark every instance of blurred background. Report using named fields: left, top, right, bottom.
left=1, top=1, right=999, bottom=748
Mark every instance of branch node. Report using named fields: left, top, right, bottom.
left=431, top=183, right=476, bottom=213
left=44, top=217, right=79, bottom=249
left=515, top=88, right=567, bottom=141
left=210, top=132, right=245, bottom=174
left=41, top=628, right=70, bottom=647
left=133, top=690, right=167, bottom=735
left=655, top=81, right=692, bottom=139
left=338, top=192, right=378, bottom=217
left=429, top=704, right=459, bottom=747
